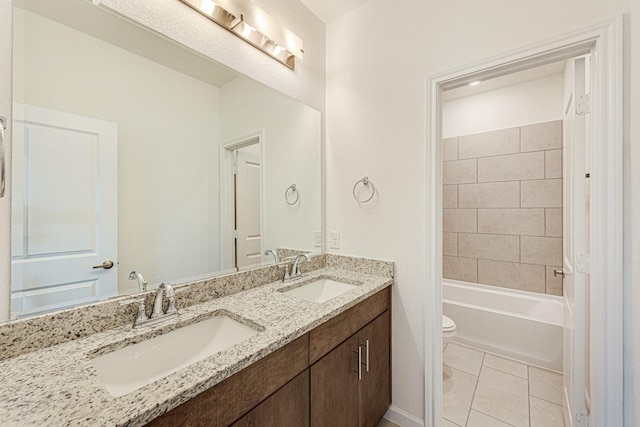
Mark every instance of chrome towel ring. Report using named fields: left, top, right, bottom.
left=285, top=184, right=299, bottom=205
left=352, top=176, right=375, bottom=203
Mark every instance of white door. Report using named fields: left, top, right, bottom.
left=11, top=104, right=118, bottom=317
left=562, top=56, right=590, bottom=427
left=234, top=148, right=261, bottom=269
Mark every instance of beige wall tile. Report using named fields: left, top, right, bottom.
left=478, top=209, right=545, bottom=236
left=443, top=185, right=458, bottom=208
left=546, top=266, right=563, bottom=296
left=521, top=236, right=562, bottom=266
left=444, top=209, right=477, bottom=233
left=444, top=159, right=477, bottom=184
left=477, top=152, right=544, bottom=183
left=545, top=149, right=562, bottom=178
left=521, top=120, right=562, bottom=152
left=458, top=127, right=520, bottom=159
left=443, top=256, right=478, bottom=282
left=443, top=137, right=459, bottom=161
left=443, top=232, right=458, bottom=256
left=458, top=233, right=520, bottom=262
left=478, top=259, right=546, bottom=293
left=521, top=179, right=562, bottom=208
left=458, top=182, right=520, bottom=208
left=545, top=208, right=562, bottom=237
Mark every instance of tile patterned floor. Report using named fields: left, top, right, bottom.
left=443, top=342, right=565, bottom=427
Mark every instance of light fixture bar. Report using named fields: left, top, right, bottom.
left=179, top=0, right=303, bottom=70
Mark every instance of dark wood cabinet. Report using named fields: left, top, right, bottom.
left=310, top=309, right=391, bottom=427
left=146, top=288, right=391, bottom=427
left=358, top=311, right=391, bottom=427
left=310, top=334, right=360, bottom=427
left=231, top=369, right=309, bottom=427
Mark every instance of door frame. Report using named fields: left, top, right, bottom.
left=425, top=18, right=623, bottom=427
left=219, top=130, right=265, bottom=271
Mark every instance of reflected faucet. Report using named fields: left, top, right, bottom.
left=128, top=270, right=148, bottom=292
left=284, top=253, right=311, bottom=282
left=264, top=249, right=280, bottom=264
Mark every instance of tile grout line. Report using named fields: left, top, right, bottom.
left=465, top=349, right=486, bottom=426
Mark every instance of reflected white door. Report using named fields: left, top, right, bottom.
left=235, top=149, right=261, bottom=268
left=562, top=56, right=589, bottom=427
left=11, top=104, right=118, bottom=317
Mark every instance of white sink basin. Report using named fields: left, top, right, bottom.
left=91, top=314, right=259, bottom=397
left=282, top=278, right=358, bottom=303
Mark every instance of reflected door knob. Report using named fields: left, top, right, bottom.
left=93, top=260, right=114, bottom=269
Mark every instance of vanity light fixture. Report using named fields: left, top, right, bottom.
left=179, top=0, right=304, bottom=70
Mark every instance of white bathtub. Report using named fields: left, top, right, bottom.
left=443, top=279, right=563, bottom=371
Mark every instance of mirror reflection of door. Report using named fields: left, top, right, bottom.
left=11, top=104, right=118, bottom=318
left=234, top=144, right=262, bottom=269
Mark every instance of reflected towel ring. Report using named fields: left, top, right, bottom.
left=352, top=176, right=375, bottom=203
left=285, top=184, right=299, bottom=205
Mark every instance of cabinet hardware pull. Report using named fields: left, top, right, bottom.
left=0, top=115, right=6, bottom=198
left=352, top=347, right=362, bottom=380
left=365, top=339, right=370, bottom=372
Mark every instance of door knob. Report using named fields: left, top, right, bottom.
left=553, top=269, right=565, bottom=278
left=93, top=260, right=114, bottom=269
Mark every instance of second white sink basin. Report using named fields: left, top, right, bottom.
left=91, top=314, right=260, bottom=397
left=282, top=277, right=358, bottom=303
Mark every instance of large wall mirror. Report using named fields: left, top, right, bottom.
left=10, top=0, right=321, bottom=319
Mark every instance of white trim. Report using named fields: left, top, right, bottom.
left=384, top=405, right=425, bottom=427
left=425, top=18, right=623, bottom=427
left=219, top=130, right=265, bottom=271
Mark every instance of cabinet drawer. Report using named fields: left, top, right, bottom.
left=309, top=287, right=390, bottom=364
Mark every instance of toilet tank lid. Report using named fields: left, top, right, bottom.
left=442, top=315, right=456, bottom=331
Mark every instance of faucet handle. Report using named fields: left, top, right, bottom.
left=120, top=297, right=149, bottom=327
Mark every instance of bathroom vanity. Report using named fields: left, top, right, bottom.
left=149, top=287, right=390, bottom=427
left=0, top=255, right=393, bottom=426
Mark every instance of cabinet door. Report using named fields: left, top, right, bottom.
left=311, top=335, right=360, bottom=427
left=359, top=311, right=391, bottom=427
left=232, top=370, right=309, bottom=427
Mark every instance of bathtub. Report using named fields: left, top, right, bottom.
left=443, top=279, right=563, bottom=371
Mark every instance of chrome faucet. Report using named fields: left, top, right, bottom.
left=151, top=283, right=177, bottom=319
left=284, top=254, right=311, bottom=282
left=128, top=270, right=148, bottom=292
left=121, top=282, right=178, bottom=328
left=264, top=249, right=280, bottom=264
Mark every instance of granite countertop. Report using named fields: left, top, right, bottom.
left=1, top=266, right=392, bottom=426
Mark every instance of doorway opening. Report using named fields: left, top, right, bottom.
left=439, top=55, right=588, bottom=427
left=221, top=133, right=264, bottom=272
left=425, top=19, right=623, bottom=427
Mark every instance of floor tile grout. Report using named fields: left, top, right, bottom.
left=443, top=342, right=564, bottom=427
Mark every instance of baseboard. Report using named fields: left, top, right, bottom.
left=383, top=405, right=425, bottom=427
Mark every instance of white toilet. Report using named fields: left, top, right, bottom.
left=442, top=314, right=457, bottom=346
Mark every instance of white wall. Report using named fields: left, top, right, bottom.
left=443, top=74, right=564, bottom=138
left=325, top=0, right=633, bottom=423
left=220, top=77, right=322, bottom=261
left=13, top=9, right=222, bottom=293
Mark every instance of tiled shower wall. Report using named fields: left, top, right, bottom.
left=442, top=120, right=563, bottom=295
